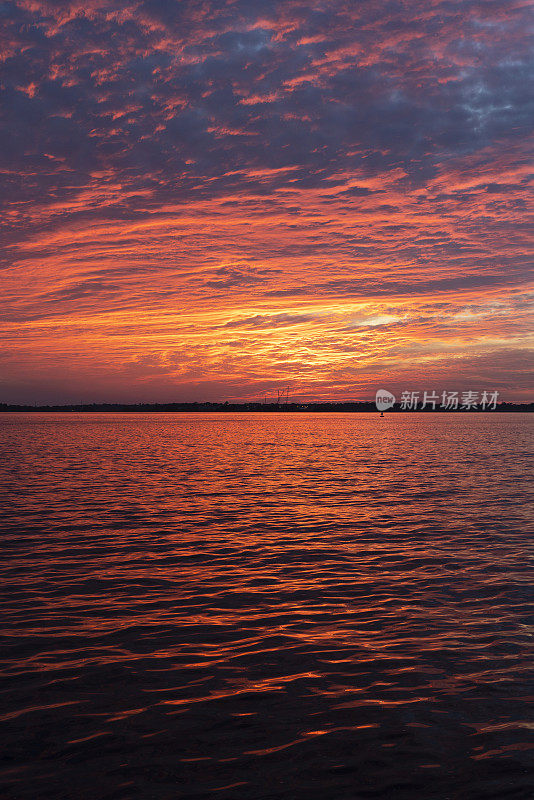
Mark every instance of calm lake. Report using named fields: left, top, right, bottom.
left=0, top=412, right=532, bottom=799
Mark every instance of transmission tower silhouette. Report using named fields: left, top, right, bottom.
left=276, top=387, right=290, bottom=405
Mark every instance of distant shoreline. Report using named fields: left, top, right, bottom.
left=1, top=402, right=532, bottom=413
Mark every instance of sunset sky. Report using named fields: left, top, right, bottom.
left=1, top=0, right=533, bottom=404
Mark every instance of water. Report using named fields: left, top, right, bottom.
left=0, top=412, right=532, bottom=800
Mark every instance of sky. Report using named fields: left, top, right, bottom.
left=1, top=0, right=533, bottom=404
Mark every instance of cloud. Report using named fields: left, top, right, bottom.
left=198, top=265, right=280, bottom=289
left=0, top=0, right=532, bottom=402
left=222, top=313, right=316, bottom=329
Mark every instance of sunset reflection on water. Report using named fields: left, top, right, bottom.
left=0, top=413, right=532, bottom=800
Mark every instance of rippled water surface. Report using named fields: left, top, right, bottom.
left=1, top=412, right=533, bottom=800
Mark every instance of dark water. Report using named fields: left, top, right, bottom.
left=0, top=412, right=532, bottom=800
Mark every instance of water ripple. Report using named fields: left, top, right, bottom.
left=0, top=412, right=532, bottom=799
